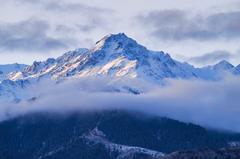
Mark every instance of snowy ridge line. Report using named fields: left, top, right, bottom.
left=7, top=33, right=240, bottom=83
left=83, top=127, right=165, bottom=158
left=0, top=33, right=240, bottom=102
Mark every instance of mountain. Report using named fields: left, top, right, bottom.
left=234, top=64, right=240, bottom=75
left=1, top=110, right=240, bottom=159
left=0, top=33, right=240, bottom=159
left=0, top=63, right=28, bottom=102
left=8, top=33, right=197, bottom=82
left=8, top=33, right=240, bottom=83
left=0, top=63, right=27, bottom=81
left=0, top=33, right=237, bottom=102
left=0, top=79, right=30, bottom=103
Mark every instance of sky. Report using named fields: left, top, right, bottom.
left=0, top=0, right=240, bottom=66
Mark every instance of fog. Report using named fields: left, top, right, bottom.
left=0, top=76, right=240, bottom=132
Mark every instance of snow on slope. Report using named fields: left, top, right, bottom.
left=0, top=79, right=30, bottom=103
left=40, top=126, right=164, bottom=159
left=1, top=33, right=240, bottom=102
left=9, top=33, right=200, bottom=82
left=10, top=33, right=240, bottom=83
left=83, top=127, right=165, bottom=158
left=0, top=63, right=27, bottom=81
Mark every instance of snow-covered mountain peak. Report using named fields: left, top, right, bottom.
left=233, top=64, right=240, bottom=75
left=6, top=33, right=240, bottom=84
left=1, top=33, right=240, bottom=102
left=213, top=60, right=234, bottom=70
left=94, top=33, right=136, bottom=49
left=4, top=33, right=206, bottom=82
left=0, top=63, right=27, bottom=73
left=235, top=64, right=240, bottom=70
left=92, top=33, right=150, bottom=60
left=0, top=63, right=27, bottom=82
left=57, top=48, right=89, bottom=60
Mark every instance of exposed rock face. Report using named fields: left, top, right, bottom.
left=1, top=33, right=240, bottom=102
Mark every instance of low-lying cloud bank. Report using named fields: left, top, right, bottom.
left=1, top=76, right=240, bottom=132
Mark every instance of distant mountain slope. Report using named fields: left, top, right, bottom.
left=9, top=33, right=240, bottom=83
left=0, top=79, right=30, bottom=102
left=0, top=111, right=239, bottom=159
left=8, top=33, right=197, bottom=82
left=0, top=63, right=27, bottom=81
left=1, top=33, right=240, bottom=102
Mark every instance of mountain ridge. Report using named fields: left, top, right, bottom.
left=0, top=33, right=240, bottom=102
left=0, top=34, right=240, bottom=159
left=0, top=63, right=27, bottom=81
left=7, top=33, right=240, bottom=83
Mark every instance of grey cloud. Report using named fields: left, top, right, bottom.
left=1, top=76, right=240, bottom=132
left=14, top=0, right=111, bottom=32
left=0, top=20, right=68, bottom=52
left=137, top=10, right=240, bottom=41
left=18, top=0, right=111, bottom=13
left=188, top=50, right=233, bottom=65
left=76, top=19, right=107, bottom=32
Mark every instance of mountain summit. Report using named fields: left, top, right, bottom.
left=1, top=33, right=240, bottom=102
left=9, top=33, right=203, bottom=82
left=92, top=33, right=149, bottom=59
left=5, top=33, right=240, bottom=83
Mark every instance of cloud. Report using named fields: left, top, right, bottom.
left=17, top=0, right=111, bottom=13
left=0, top=0, right=113, bottom=54
left=0, top=19, right=68, bottom=53
left=188, top=50, right=233, bottom=65
left=1, top=76, right=240, bottom=132
left=15, top=0, right=112, bottom=31
left=137, top=10, right=240, bottom=41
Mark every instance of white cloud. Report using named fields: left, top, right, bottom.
left=1, top=76, right=240, bottom=132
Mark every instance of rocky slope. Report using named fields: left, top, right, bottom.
left=8, top=33, right=240, bottom=82
left=0, top=63, right=27, bottom=81
left=1, top=33, right=239, bottom=102
left=1, top=111, right=240, bottom=159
